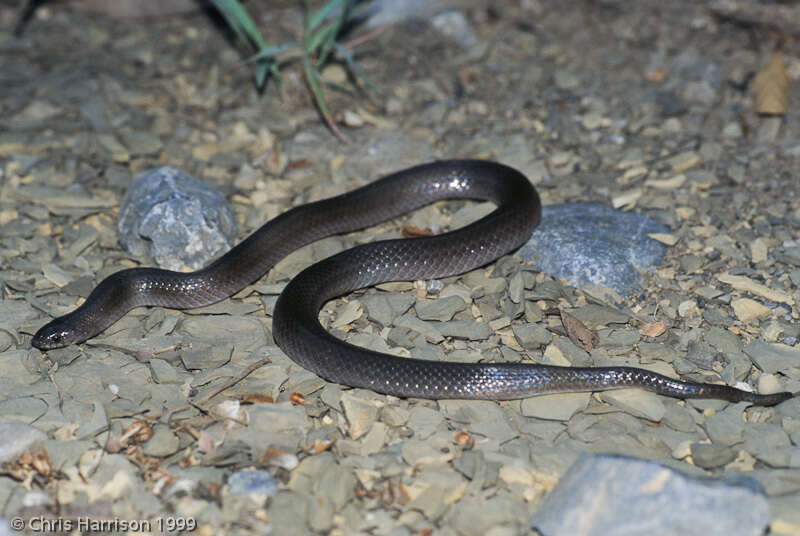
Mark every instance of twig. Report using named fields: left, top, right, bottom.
left=194, top=357, right=271, bottom=406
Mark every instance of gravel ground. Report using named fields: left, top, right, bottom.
left=1, top=1, right=799, bottom=534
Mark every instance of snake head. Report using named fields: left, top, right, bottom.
left=31, top=319, right=78, bottom=350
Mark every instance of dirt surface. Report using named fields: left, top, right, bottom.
left=1, top=1, right=799, bottom=534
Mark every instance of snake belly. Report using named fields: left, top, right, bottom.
left=32, top=160, right=792, bottom=406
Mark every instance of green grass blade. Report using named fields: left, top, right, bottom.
left=319, top=0, right=351, bottom=62
left=246, top=43, right=297, bottom=63
left=303, top=54, right=348, bottom=141
left=308, top=0, right=343, bottom=32
left=209, top=0, right=266, bottom=49
left=332, top=42, right=380, bottom=93
left=306, top=22, right=337, bottom=55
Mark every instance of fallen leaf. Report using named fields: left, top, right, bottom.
left=640, top=320, right=667, bottom=338
left=753, top=53, right=789, bottom=115
left=560, top=310, right=600, bottom=351
left=241, top=393, right=275, bottom=404
left=401, top=225, right=435, bottom=238
left=260, top=449, right=299, bottom=470
left=453, top=429, right=474, bottom=449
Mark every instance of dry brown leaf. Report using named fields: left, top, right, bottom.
left=560, top=310, right=599, bottom=351
left=753, top=53, right=790, bottom=115
left=401, top=225, right=435, bottom=238
left=305, top=437, right=336, bottom=454
left=453, top=430, right=474, bottom=449
left=4, top=448, right=52, bottom=481
left=260, top=448, right=299, bottom=470
left=241, top=393, right=275, bottom=404
left=640, top=320, right=667, bottom=338
left=32, top=450, right=51, bottom=477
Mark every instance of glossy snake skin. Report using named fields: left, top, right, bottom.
left=32, top=160, right=792, bottom=405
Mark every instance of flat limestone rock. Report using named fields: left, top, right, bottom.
left=531, top=454, right=770, bottom=536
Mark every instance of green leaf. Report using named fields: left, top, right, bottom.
left=308, top=0, right=343, bottom=32
left=209, top=0, right=266, bottom=49
left=245, top=43, right=297, bottom=63
left=306, top=22, right=337, bottom=55
left=333, top=42, right=380, bottom=93
left=303, top=54, right=347, bottom=141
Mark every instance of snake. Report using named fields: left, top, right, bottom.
left=32, top=160, right=792, bottom=406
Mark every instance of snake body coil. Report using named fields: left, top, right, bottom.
left=32, top=160, right=792, bottom=406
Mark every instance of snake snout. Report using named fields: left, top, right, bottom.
left=32, top=320, right=76, bottom=350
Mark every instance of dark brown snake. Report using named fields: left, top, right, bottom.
left=32, top=160, right=792, bottom=405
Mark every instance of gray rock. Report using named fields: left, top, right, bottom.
left=638, top=342, right=679, bottom=364
left=393, top=314, right=444, bottom=343
left=520, top=393, right=591, bottom=421
left=119, top=129, right=163, bottom=156
left=118, top=166, right=237, bottom=271
left=77, top=400, right=109, bottom=440
left=475, top=295, right=504, bottom=321
left=339, top=421, right=387, bottom=457
left=568, top=304, right=630, bottom=327
left=554, top=70, right=581, bottom=91
left=439, top=400, right=517, bottom=443
left=769, top=494, right=800, bottom=535
left=552, top=338, right=592, bottom=366
left=142, top=425, right=181, bottom=457
left=228, top=470, right=278, bottom=497
left=653, top=90, right=688, bottom=117
left=754, top=446, right=800, bottom=468
left=599, top=389, right=666, bottom=422
left=362, top=293, right=414, bottom=327
left=702, top=403, right=748, bottom=446
left=268, top=491, right=311, bottom=536
left=507, top=271, right=525, bottom=303
left=743, top=422, right=791, bottom=457
left=381, top=405, right=410, bottom=427
left=438, top=399, right=506, bottom=424
left=0, top=300, right=39, bottom=330
left=512, top=324, right=552, bottom=349
left=406, top=406, right=444, bottom=440
left=406, top=465, right=466, bottom=519
left=340, top=391, right=380, bottom=440
left=415, top=295, right=467, bottom=321
left=531, top=454, right=770, bottom=536
left=0, top=423, right=46, bottom=464
left=520, top=203, right=668, bottom=296
left=430, top=10, right=477, bottom=49
left=180, top=317, right=266, bottom=350
left=437, top=319, right=492, bottom=340
left=743, top=341, right=800, bottom=374
left=670, top=49, right=721, bottom=87
left=446, top=496, right=528, bottom=536
left=690, top=443, right=737, bottom=469
left=181, top=343, right=233, bottom=370
left=149, top=358, right=182, bottom=384
left=228, top=402, right=312, bottom=452
left=748, top=468, right=800, bottom=496
left=41, top=439, right=92, bottom=472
